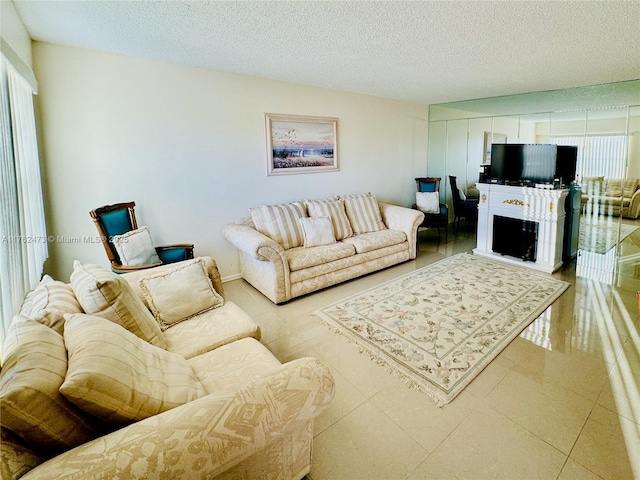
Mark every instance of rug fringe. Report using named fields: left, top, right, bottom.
left=315, top=315, right=447, bottom=408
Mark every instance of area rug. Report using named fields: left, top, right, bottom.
left=578, top=217, right=638, bottom=254
left=313, top=253, right=570, bottom=407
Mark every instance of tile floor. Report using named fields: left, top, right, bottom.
left=223, top=218, right=640, bottom=480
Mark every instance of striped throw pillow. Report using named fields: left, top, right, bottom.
left=0, top=317, right=99, bottom=452
left=305, top=198, right=353, bottom=240
left=60, top=314, right=206, bottom=424
left=28, top=277, right=83, bottom=334
left=255, top=201, right=307, bottom=250
left=342, top=193, right=386, bottom=234
left=70, top=261, right=166, bottom=349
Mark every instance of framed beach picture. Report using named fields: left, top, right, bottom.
left=265, top=114, right=339, bottom=176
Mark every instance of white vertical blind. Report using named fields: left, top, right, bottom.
left=0, top=55, right=47, bottom=348
left=550, top=135, right=628, bottom=180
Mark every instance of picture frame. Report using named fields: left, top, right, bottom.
left=483, top=131, right=507, bottom=164
left=265, top=114, right=338, bottom=176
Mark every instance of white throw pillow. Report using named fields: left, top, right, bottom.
left=459, top=189, right=467, bottom=200
left=111, top=226, right=161, bottom=266
left=299, top=216, right=336, bottom=247
left=416, top=192, right=440, bottom=214
left=138, top=258, right=224, bottom=330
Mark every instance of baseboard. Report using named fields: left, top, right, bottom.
left=222, top=273, right=243, bottom=283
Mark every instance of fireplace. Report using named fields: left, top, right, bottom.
left=473, top=183, right=569, bottom=273
left=492, top=215, right=538, bottom=262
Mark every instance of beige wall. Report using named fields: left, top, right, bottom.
left=33, top=42, right=429, bottom=281
left=1, top=0, right=32, bottom=68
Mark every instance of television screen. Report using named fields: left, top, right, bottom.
left=490, top=144, right=557, bottom=185
left=555, top=145, right=578, bottom=186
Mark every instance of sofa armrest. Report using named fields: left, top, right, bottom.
left=627, top=188, right=640, bottom=219
left=21, top=357, right=335, bottom=480
left=379, top=202, right=425, bottom=259
left=222, top=223, right=285, bottom=261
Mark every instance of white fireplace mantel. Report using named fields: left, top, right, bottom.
left=473, top=183, right=569, bottom=273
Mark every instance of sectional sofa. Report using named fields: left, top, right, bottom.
left=223, top=193, right=425, bottom=304
left=1, top=257, right=335, bottom=479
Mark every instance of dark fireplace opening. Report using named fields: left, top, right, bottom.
left=492, top=215, right=538, bottom=262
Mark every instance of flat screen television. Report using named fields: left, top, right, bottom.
left=490, top=144, right=557, bottom=185
left=554, top=145, right=578, bottom=186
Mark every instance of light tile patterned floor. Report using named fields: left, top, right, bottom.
left=224, top=219, right=640, bottom=480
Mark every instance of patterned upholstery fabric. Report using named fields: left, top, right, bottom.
left=23, top=276, right=82, bottom=334
left=305, top=198, right=353, bottom=240
left=138, top=258, right=224, bottom=330
left=188, top=338, right=281, bottom=394
left=623, top=179, right=639, bottom=198
left=1, top=427, right=44, bottom=480
left=285, top=242, right=356, bottom=271
left=0, top=317, right=100, bottom=452
left=342, top=193, right=386, bottom=234
left=70, top=261, right=166, bottom=348
left=18, top=358, right=334, bottom=480
left=604, top=178, right=623, bottom=197
left=342, top=229, right=407, bottom=254
left=161, top=302, right=262, bottom=359
left=251, top=201, right=307, bottom=250
left=61, top=314, right=206, bottom=424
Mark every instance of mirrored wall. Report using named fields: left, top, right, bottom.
left=428, top=80, right=640, bottom=285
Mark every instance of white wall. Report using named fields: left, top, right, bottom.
left=0, top=0, right=32, bottom=68
left=33, top=43, right=429, bottom=281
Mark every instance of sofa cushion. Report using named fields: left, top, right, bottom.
left=604, top=178, right=623, bottom=197
left=251, top=201, right=307, bottom=250
left=0, top=317, right=100, bottom=452
left=61, top=314, right=206, bottom=424
left=161, top=301, right=261, bottom=359
left=342, top=193, right=386, bottom=234
left=111, top=226, right=162, bottom=267
left=582, top=176, right=605, bottom=196
left=305, top=198, right=353, bottom=240
left=23, top=276, right=82, bottom=334
left=623, top=178, right=639, bottom=198
left=341, top=229, right=407, bottom=254
left=70, top=261, right=166, bottom=348
left=299, top=216, right=336, bottom=247
left=285, top=242, right=356, bottom=271
left=188, top=337, right=281, bottom=394
left=138, top=258, right=224, bottom=331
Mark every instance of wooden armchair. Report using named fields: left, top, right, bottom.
left=90, top=202, right=194, bottom=274
left=414, top=177, right=449, bottom=242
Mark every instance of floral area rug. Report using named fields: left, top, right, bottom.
left=578, top=217, right=638, bottom=254
left=313, top=253, right=570, bottom=407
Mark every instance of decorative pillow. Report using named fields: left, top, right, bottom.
left=251, top=201, right=307, bottom=249
left=0, top=316, right=99, bottom=452
left=305, top=198, right=353, bottom=240
left=60, top=314, right=206, bottom=424
left=111, top=226, right=162, bottom=267
left=459, top=189, right=467, bottom=201
left=623, top=179, right=639, bottom=198
left=342, top=193, right=386, bottom=234
left=19, top=275, right=54, bottom=316
left=138, top=258, right=224, bottom=330
left=26, top=277, right=83, bottom=333
left=416, top=191, right=440, bottom=214
left=70, top=261, right=166, bottom=348
left=582, top=176, right=604, bottom=196
left=604, top=179, right=623, bottom=197
left=299, top=216, right=336, bottom=248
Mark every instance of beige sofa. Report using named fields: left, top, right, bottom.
left=580, top=177, right=640, bottom=218
left=1, top=257, right=335, bottom=480
left=223, top=193, right=425, bottom=304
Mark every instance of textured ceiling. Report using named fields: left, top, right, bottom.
left=11, top=0, right=640, bottom=106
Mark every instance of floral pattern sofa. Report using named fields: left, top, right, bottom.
left=223, top=193, right=425, bottom=304
left=580, top=177, right=640, bottom=218
left=1, top=257, right=335, bottom=480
